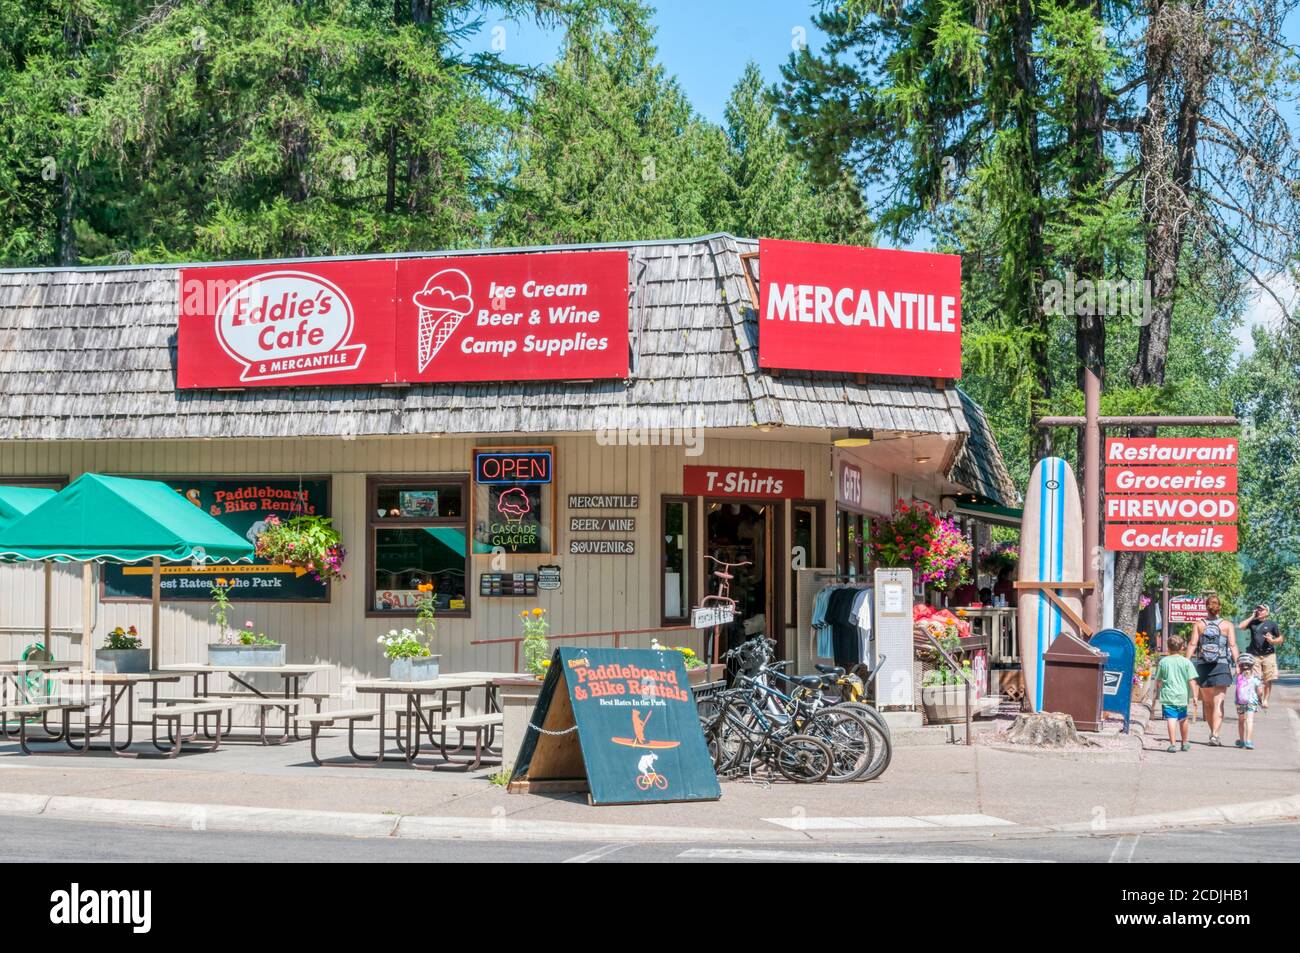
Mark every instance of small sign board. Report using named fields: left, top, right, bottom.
left=1168, top=596, right=1208, bottom=623
left=1089, top=628, right=1135, bottom=732
left=508, top=648, right=722, bottom=805
left=537, top=565, right=561, bottom=592
left=691, top=605, right=735, bottom=629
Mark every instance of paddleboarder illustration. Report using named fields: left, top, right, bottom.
left=611, top=708, right=680, bottom=750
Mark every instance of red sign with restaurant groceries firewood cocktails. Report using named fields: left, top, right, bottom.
left=1104, top=438, right=1239, bottom=553
left=177, top=252, right=629, bottom=388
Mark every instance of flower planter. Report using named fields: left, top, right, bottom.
left=921, top=683, right=971, bottom=725
left=207, top=643, right=286, bottom=668
left=389, top=655, right=441, bottom=682
left=94, top=648, right=151, bottom=674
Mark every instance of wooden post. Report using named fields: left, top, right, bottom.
left=1160, top=574, right=1170, bottom=653
left=81, top=563, right=93, bottom=671
left=151, top=556, right=162, bottom=665
left=1082, top=368, right=1101, bottom=633
left=43, top=562, right=52, bottom=645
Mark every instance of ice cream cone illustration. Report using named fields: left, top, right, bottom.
left=497, top=487, right=530, bottom=523
left=413, top=268, right=473, bottom=372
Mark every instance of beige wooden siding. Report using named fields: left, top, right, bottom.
left=0, top=433, right=872, bottom=707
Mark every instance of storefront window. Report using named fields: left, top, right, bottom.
left=661, top=496, right=693, bottom=622
left=368, top=476, right=469, bottom=616
left=837, top=508, right=866, bottom=578
left=791, top=500, right=823, bottom=624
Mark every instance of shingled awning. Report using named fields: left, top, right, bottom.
left=0, top=234, right=1019, bottom=508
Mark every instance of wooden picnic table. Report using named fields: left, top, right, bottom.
left=336, top=671, right=521, bottom=770
left=0, top=659, right=77, bottom=740
left=158, top=662, right=334, bottom=744
left=42, top=670, right=185, bottom=757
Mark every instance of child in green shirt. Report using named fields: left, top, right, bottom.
left=1152, top=634, right=1199, bottom=752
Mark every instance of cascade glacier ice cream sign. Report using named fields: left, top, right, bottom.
left=757, top=238, right=962, bottom=378
left=177, top=251, right=628, bottom=387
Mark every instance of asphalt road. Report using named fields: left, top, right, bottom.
left=2, top=814, right=1297, bottom=862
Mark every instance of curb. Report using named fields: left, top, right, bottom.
left=0, top=789, right=1296, bottom=844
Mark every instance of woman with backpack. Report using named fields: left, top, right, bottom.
left=1185, top=595, right=1239, bottom=747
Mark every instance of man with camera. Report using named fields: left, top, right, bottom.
left=1240, top=604, right=1283, bottom=710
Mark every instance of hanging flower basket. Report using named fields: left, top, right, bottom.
left=254, top=515, right=346, bottom=583
left=870, top=499, right=973, bottom=592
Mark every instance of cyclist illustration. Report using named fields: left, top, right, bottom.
left=635, top=753, right=668, bottom=791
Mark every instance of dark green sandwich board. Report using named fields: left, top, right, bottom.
left=508, top=647, right=722, bottom=805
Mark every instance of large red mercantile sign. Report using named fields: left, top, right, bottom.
left=177, top=251, right=629, bottom=387
left=757, top=238, right=962, bottom=378
left=1104, top=438, right=1239, bottom=553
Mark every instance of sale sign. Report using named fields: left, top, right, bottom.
left=682, top=466, right=805, bottom=499
left=1105, top=437, right=1238, bottom=464
left=178, top=261, right=397, bottom=387
left=1106, top=524, right=1238, bottom=552
left=1105, top=466, right=1238, bottom=494
left=757, top=238, right=962, bottom=378
left=1104, top=495, right=1238, bottom=522
left=395, top=251, right=628, bottom=383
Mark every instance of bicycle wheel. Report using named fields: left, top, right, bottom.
left=696, top=694, right=726, bottom=767
left=803, top=708, right=874, bottom=782
left=711, top=696, right=755, bottom=774
left=833, top=702, right=892, bottom=780
left=773, top=733, right=833, bottom=783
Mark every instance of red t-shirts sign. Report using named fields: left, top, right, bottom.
left=757, top=238, right=962, bottom=378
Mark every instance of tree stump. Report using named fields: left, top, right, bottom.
left=1005, top=711, right=1085, bottom=747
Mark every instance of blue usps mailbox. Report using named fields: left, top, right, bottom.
left=1089, top=628, right=1135, bottom=732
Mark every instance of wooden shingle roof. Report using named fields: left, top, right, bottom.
left=0, top=234, right=1017, bottom=505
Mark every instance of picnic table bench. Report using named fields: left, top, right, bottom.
left=136, top=700, right=239, bottom=756
left=0, top=699, right=90, bottom=754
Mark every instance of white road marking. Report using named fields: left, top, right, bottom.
left=1108, top=834, right=1140, bottom=863
left=679, top=848, right=1049, bottom=863
left=562, top=843, right=628, bottom=864
left=763, top=813, right=1015, bottom=831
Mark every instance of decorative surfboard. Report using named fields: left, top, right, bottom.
left=1017, top=456, right=1084, bottom=712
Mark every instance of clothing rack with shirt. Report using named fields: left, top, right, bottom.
left=809, top=576, right=874, bottom=670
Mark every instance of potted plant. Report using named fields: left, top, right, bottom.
left=919, top=631, right=975, bottom=724
left=253, top=514, right=347, bottom=583
left=206, top=579, right=285, bottom=666
left=380, top=583, right=440, bottom=680
left=649, top=639, right=723, bottom=685
left=95, top=625, right=150, bottom=673
left=521, top=607, right=550, bottom=678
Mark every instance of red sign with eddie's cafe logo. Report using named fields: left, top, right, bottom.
left=177, top=252, right=629, bottom=388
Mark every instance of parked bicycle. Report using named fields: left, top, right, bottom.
left=699, top=634, right=893, bottom=782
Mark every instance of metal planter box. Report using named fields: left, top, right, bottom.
left=389, top=656, right=441, bottom=682
left=207, top=643, right=286, bottom=668
left=94, top=648, right=152, bottom=674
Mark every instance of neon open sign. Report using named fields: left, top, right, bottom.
left=474, top=451, right=553, bottom=485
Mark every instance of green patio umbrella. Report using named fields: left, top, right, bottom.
left=0, top=485, right=56, bottom=529
left=0, top=474, right=255, bottom=669
left=0, top=485, right=58, bottom=653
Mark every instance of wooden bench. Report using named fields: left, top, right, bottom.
left=158, top=696, right=303, bottom=745
left=296, top=708, right=382, bottom=766
left=438, top=712, right=504, bottom=770
left=136, top=700, right=237, bottom=757
left=0, top=700, right=90, bottom=754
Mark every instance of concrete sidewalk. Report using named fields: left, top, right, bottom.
left=1, top=678, right=1295, bottom=843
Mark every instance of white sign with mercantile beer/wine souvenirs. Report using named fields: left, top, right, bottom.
left=691, top=605, right=735, bottom=629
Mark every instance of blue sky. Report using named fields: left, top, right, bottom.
left=467, top=2, right=1299, bottom=350
left=466, top=1, right=827, bottom=124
